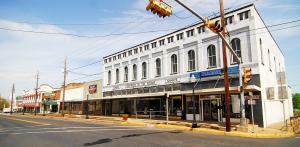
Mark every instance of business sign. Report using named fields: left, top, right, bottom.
left=89, top=84, right=97, bottom=94
left=44, top=92, right=55, bottom=97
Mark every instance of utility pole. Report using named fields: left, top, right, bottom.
left=10, top=83, right=15, bottom=115
left=86, top=94, right=89, bottom=119
left=219, top=0, right=231, bottom=132
left=34, top=72, right=39, bottom=116
left=61, top=57, right=67, bottom=117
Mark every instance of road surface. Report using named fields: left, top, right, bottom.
left=0, top=114, right=299, bottom=147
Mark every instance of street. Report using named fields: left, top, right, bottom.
left=0, top=114, right=299, bottom=147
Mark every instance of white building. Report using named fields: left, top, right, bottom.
left=102, top=4, right=293, bottom=128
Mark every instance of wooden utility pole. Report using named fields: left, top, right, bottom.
left=34, top=72, right=39, bottom=116
left=61, top=57, right=67, bottom=117
left=219, top=0, right=231, bottom=132
left=10, top=84, right=15, bottom=115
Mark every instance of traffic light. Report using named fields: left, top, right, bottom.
left=204, top=17, right=223, bottom=33
left=243, top=67, right=252, bottom=85
left=146, top=0, right=172, bottom=18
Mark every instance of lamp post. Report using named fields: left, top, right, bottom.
left=190, top=75, right=200, bottom=128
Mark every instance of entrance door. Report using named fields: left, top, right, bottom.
left=203, top=99, right=219, bottom=121
left=105, top=101, right=112, bottom=116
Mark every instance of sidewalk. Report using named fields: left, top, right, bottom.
left=15, top=113, right=295, bottom=139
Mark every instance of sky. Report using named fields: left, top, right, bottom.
left=0, top=0, right=300, bottom=99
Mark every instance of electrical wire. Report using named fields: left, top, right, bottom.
left=65, top=18, right=300, bottom=72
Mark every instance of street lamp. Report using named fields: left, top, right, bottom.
left=190, top=75, right=200, bottom=128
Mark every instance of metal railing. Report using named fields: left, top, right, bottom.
left=135, top=110, right=166, bottom=120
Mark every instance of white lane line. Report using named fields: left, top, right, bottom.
left=0, top=125, right=144, bottom=133
left=0, top=124, right=50, bottom=131
left=3, top=128, right=152, bottom=135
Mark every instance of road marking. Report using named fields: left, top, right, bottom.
left=0, top=125, right=143, bottom=133
left=0, top=124, right=50, bottom=131
left=1, top=128, right=155, bottom=135
left=0, top=116, right=50, bottom=125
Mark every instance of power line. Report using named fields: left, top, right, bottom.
left=69, top=23, right=300, bottom=83
left=64, top=18, right=300, bottom=71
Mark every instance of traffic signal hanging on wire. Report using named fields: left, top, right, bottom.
left=204, top=17, right=223, bottom=33
left=146, top=0, right=172, bottom=18
left=243, top=67, right=252, bottom=85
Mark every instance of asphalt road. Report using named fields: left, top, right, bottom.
left=0, top=114, right=299, bottom=147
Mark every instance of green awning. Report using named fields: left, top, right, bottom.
left=42, top=99, right=58, bottom=105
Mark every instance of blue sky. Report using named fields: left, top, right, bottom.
left=0, top=0, right=300, bottom=99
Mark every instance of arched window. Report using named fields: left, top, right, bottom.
left=260, top=38, right=264, bottom=64
left=108, top=70, right=111, bottom=85
left=142, top=62, right=147, bottom=79
left=115, top=69, right=119, bottom=83
left=231, top=38, right=241, bottom=63
left=171, top=54, right=178, bottom=74
left=133, top=64, right=137, bottom=81
left=124, top=66, right=128, bottom=82
left=207, top=45, right=217, bottom=68
left=156, top=58, right=161, bottom=77
left=188, top=50, right=196, bottom=71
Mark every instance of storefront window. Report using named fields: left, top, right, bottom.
left=186, top=96, right=199, bottom=114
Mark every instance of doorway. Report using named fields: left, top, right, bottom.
left=202, top=99, right=221, bottom=121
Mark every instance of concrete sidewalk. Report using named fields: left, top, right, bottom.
left=15, top=113, right=295, bottom=139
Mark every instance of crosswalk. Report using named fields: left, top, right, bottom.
left=0, top=125, right=165, bottom=135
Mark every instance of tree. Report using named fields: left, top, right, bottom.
left=293, top=93, right=300, bottom=110
left=0, top=97, right=10, bottom=111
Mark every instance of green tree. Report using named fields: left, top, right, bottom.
left=0, top=97, right=10, bottom=111
left=293, top=93, right=300, bottom=110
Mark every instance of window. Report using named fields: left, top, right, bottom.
left=128, top=50, right=132, bottom=56
left=167, top=36, right=174, bottom=43
left=238, top=13, right=243, bottom=21
left=159, top=39, right=165, bottom=46
left=107, top=70, right=111, bottom=85
left=188, top=50, right=196, bottom=71
left=245, top=10, right=249, bottom=19
left=139, top=47, right=143, bottom=52
left=156, top=58, right=161, bottom=77
left=142, top=62, right=147, bottom=79
left=122, top=52, right=127, bottom=58
left=113, top=56, right=116, bottom=61
left=225, top=16, right=233, bottom=25
left=117, top=54, right=121, bottom=59
left=197, top=26, right=205, bottom=34
left=186, top=29, right=194, bottom=37
left=124, top=67, right=128, bottom=82
left=268, top=49, right=272, bottom=70
left=171, top=54, right=178, bottom=74
left=134, top=48, right=138, bottom=54
left=238, top=10, right=250, bottom=21
left=176, top=33, right=183, bottom=40
left=104, top=59, right=107, bottom=63
left=231, top=38, right=242, bottom=64
left=151, top=42, right=157, bottom=48
left=115, top=69, right=119, bottom=83
left=207, top=45, right=217, bottom=68
left=133, top=64, right=137, bottom=81
left=260, top=39, right=264, bottom=64
left=109, top=58, right=111, bottom=62
left=144, top=44, right=149, bottom=50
